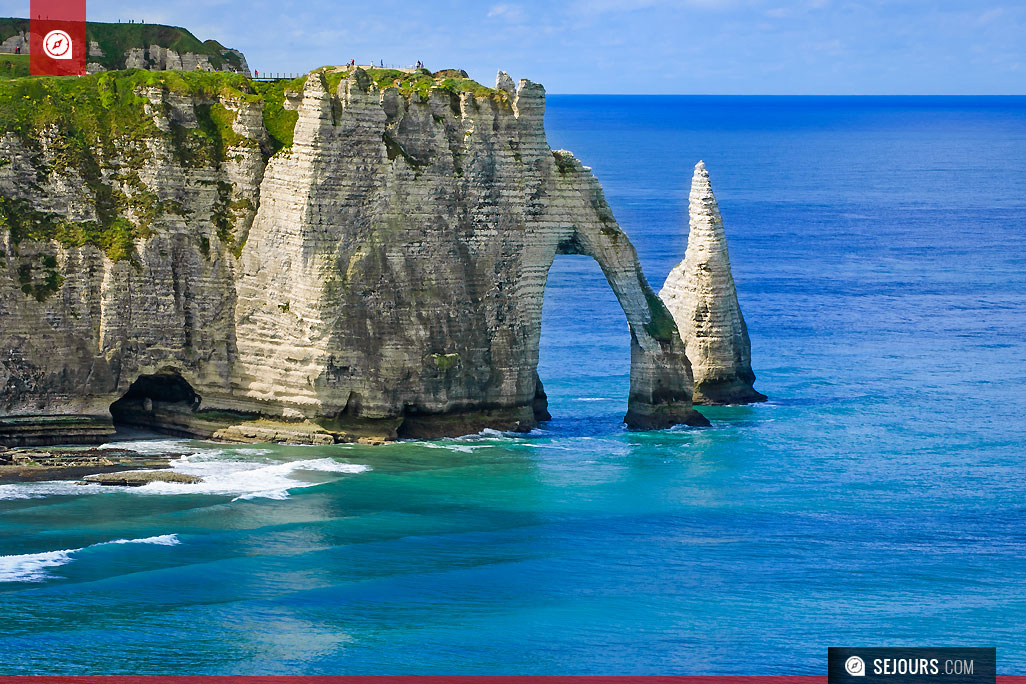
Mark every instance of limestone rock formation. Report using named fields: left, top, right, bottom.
left=82, top=471, right=202, bottom=486
left=0, top=18, right=251, bottom=76
left=660, top=161, right=765, bottom=405
left=0, top=66, right=707, bottom=445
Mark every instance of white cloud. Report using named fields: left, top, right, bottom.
left=487, top=3, right=526, bottom=21
left=977, top=7, right=1004, bottom=24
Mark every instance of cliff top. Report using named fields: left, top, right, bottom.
left=320, top=66, right=507, bottom=103
left=0, top=18, right=245, bottom=72
left=0, top=64, right=513, bottom=154
left=0, top=65, right=525, bottom=261
left=0, top=53, right=28, bottom=80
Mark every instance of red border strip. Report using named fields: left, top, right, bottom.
left=0, top=679, right=1022, bottom=683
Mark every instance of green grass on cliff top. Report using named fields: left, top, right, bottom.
left=0, top=54, right=29, bottom=80
left=0, top=69, right=261, bottom=148
left=319, top=66, right=508, bottom=105
left=0, top=67, right=508, bottom=262
left=0, top=18, right=242, bottom=71
left=0, top=70, right=264, bottom=261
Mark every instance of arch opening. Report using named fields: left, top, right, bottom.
left=109, top=372, right=201, bottom=436
left=537, top=253, right=630, bottom=432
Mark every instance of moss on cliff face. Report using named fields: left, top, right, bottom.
left=0, top=65, right=508, bottom=265
left=0, top=70, right=274, bottom=261
left=253, top=77, right=304, bottom=153
left=0, top=196, right=151, bottom=262
left=0, top=69, right=258, bottom=158
left=16, top=255, right=64, bottom=301
left=643, top=287, right=680, bottom=344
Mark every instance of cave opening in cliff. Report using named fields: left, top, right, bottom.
left=109, top=372, right=201, bottom=436
left=538, top=254, right=631, bottom=429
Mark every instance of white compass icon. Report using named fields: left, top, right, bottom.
left=43, top=30, right=73, bottom=60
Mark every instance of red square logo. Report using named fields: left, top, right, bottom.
left=30, top=0, right=87, bottom=75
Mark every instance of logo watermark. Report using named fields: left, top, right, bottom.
left=30, top=0, right=86, bottom=75
left=847, top=656, right=868, bottom=677
left=829, top=647, right=996, bottom=684
left=42, top=29, right=73, bottom=59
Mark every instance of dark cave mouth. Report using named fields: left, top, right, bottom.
left=109, top=372, right=201, bottom=434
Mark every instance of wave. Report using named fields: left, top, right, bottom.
left=99, top=438, right=209, bottom=456
left=0, top=549, right=76, bottom=583
left=107, top=534, right=180, bottom=546
left=408, top=425, right=549, bottom=451
left=160, top=455, right=369, bottom=501
left=0, top=534, right=180, bottom=583
left=0, top=446, right=370, bottom=501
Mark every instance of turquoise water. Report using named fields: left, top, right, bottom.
left=2, top=96, right=1025, bottom=674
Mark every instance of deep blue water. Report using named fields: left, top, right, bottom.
left=2, top=96, right=1025, bottom=674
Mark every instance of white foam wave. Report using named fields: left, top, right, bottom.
left=107, top=534, right=180, bottom=546
left=416, top=442, right=486, bottom=453
left=0, top=446, right=369, bottom=501
left=99, top=438, right=202, bottom=455
left=0, top=549, right=76, bottom=582
left=0, top=481, right=104, bottom=500
left=144, top=456, right=370, bottom=501
left=0, top=534, right=180, bottom=583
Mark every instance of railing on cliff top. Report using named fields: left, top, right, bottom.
left=251, top=72, right=304, bottom=82
left=251, top=64, right=418, bottom=81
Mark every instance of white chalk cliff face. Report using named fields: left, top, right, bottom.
left=660, top=161, right=766, bottom=405
left=0, top=68, right=708, bottom=445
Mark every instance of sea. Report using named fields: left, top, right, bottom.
left=1, top=95, right=1025, bottom=675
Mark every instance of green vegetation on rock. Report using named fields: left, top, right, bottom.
left=0, top=196, right=148, bottom=263
left=253, top=76, right=305, bottom=153
left=0, top=62, right=508, bottom=267
left=0, top=18, right=245, bottom=73
left=87, top=21, right=237, bottom=71
left=317, top=65, right=509, bottom=107
left=552, top=150, right=577, bottom=175
left=0, top=70, right=271, bottom=262
left=643, top=287, right=680, bottom=344
left=0, top=18, right=27, bottom=44
left=430, top=353, right=461, bottom=371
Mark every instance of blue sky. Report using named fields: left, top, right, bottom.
left=6, top=0, right=1025, bottom=93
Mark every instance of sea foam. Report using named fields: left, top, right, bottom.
left=0, top=534, right=180, bottom=583
left=0, top=438, right=369, bottom=502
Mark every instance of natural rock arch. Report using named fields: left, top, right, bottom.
left=231, top=71, right=708, bottom=437
left=0, top=67, right=710, bottom=445
left=520, top=159, right=709, bottom=430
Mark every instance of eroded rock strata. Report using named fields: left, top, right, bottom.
left=0, top=67, right=708, bottom=444
left=660, top=161, right=765, bottom=405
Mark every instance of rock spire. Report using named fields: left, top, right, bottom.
left=660, top=161, right=766, bottom=405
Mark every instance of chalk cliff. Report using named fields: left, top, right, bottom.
left=0, top=66, right=707, bottom=445
left=0, top=19, right=251, bottom=77
left=660, top=161, right=765, bottom=405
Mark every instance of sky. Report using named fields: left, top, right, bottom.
left=3, top=0, right=1025, bottom=94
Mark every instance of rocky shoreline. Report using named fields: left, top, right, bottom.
left=0, top=445, right=187, bottom=484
